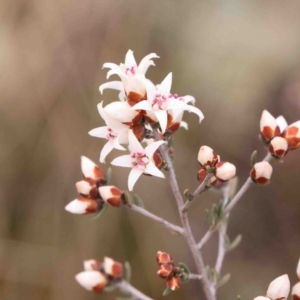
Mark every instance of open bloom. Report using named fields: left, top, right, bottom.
left=111, top=130, right=165, bottom=191
left=131, top=73, right=204, bottom=133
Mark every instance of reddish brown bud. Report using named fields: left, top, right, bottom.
left=84, top=259, right=101, bottom=271
left=98, top=186, right=124, bottom=207
left=250, top=161, right=273, bottom=185
left=214, top=162, right=236, bottom=182
left=81, top=156, right=105, bottom=184
left=75, top=271, right=108, bottom=293
left=103, top=257, right=123, bottom=278
left=197, top=168, right=207, bottom=183
left=167, top=276, right=181, bottom=291
left=156, top=251, right=173, bottom=265
left=282, top=121, right=300, bottom=150
left=268, top=137, right=288, bottom=158
left=76, top=180, right=98, bottom=198
left=157, top=264, right=174, bottom=279
left=197, top=146, right=219, bottom=168
left=260, top=110, right=280, bottom=142
left=65, top=197, right=100, bottom=214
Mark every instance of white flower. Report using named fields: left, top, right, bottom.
left=98, top=186, right=124, bottom=207
left=266, top=274, right=290, bottom=300
left=75, top=271, right=107, bottom=292
left=131, top=73, right=204, bottom=133
left=101, top=50, right=159, bottom=98
left=111, top=130, right=165, bottom=191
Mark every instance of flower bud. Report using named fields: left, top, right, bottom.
left=156, top=251, right=173, bottom=265
left=76, top=180, right=97, bottom=198
left=253, top=297, right=270, bottom=300
left=103, top=257, right=123, bottom=278
left=84, top=260, right=101, bottom=271
left=65, top=197, right=100, bottom=214
left=98, top=186, right=124, bottom=207
left=197, top=146, right=219, bottom=168
left=266, top=274, right=290, bottom=300
left=75, top=271, right=108, bottom=293
left=81, top=156, right=105, bottom=183
left=167, top=276, right=181, bottom=291
left=157, top=264, right=174, bottom=279
left=210, top=176, right=218, bottom=186
left=292, top=282, right=300, bottom=300
left=214, top=162, right=236, bottom=182
left=268, top=137, right=288, bottom=158
left=197, top=168, right=207, bottom=183
left=282, top=121, right=300, bottom=150
left=250, top=162, right=273, bottom=185
left=260, top=110, right=280, bottom=142
left=276, top=115, right=288, bottom=133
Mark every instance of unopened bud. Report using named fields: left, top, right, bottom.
left=76, top=180, right=97, bottom=198
left=103, top=257, right=123, bottom=278
left=98, top=186, right=124, bottom=207
left=250, top=162, right=273, bottom=185
left=75, top=271, right=108, bottom=293
left=197, top=168, right=207, bottom=183
left=210, top=176, right=218, bottom=186
left=268, top=137, right=288, bottom=158
left=167, top=276, right=181, bottom=291
left=292, top=282, right=300, bottom=300
left=276, top=115, right=288, bottom=133
left=214, top=162, right=236, bottom=182
left=197, top=146, right=219, bottom=168
left=260, top=110, right=280, bottom=142
left=84, top=260, right=101, bottom=271
left=282, top=121, right=300, bottom=150
left=266, top=274, right=290, bottom=300
left=65, top=197, right=100, bottom=214
left=157, top=264, right=174, bottom=279
left=253, top=297, right=270, bottom=300
left=81, top=156, right=106, bottom=183
left=156, top=251, right=173, bottom=265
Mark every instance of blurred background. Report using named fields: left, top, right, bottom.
left=1, top=0, right=300, bottom=299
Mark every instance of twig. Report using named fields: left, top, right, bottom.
left=118, top=280, right=153, bottom=300
left=127, top=204, right=185, bottom=235
left=189, top=273, right=203, bottom=280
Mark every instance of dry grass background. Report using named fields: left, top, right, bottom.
left=1, top=0, right=300, bottom=299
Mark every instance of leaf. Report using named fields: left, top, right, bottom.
left=133, top=194, right=145, bottom=208
left=250, top=150, right=257, bottom=167
left=178, top=262, right=190, bottom=275
left=106, top=167, right=112, bottom=185
left=104, top=285, right=116, bottom=292
left=124, top=261, right=131, bottom=282
left=178, top=262, right=190, bottom=283
left=162, top=287, right=172, bottom=296
left=124, top=191, right=133, bottom=205
left=92, top=202, right=108, bottom=220
left=228, top=234, right=242, bottom=251
left=216, top=273, right=231, bottom=289
left=228, top=177, right=239, bottom=199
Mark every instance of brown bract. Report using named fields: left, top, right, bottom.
left=283, top=126, right=300, bottom=150
left=261, top=125, right=280, bottom=142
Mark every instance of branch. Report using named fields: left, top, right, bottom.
left=215, top=219, right=228, bottom=274
left=127, top=204, right=185, bottom=235
left=118, top=280, right=153, bottom=300
left=189, top=273, right=203, bottom=280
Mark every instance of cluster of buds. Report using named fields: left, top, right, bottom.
left=292, top=259, right=300, bottom=300
left=197, top=146, right=236, bottom=186
left=65, top=156, right=125, bottom=214
left=250, top=161, right=273, bottom=185
left=156, top=251, right=189, bottom=291
left=76, top=257, right=123, bottom=293
left=260, top=110, right=300, bottom=158
left=254, top=274, right=290, bottom=300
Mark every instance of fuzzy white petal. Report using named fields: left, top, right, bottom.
left=266, top=274, right=290, bottom=300
left=180, top=121, right=188, bottom=130
left=145, top=161, right=165, bottom=178
left=182, top=95, right=196, bottom=105
left=112, top=136, right=126, bottom=151
left=103, top=62, right=122, bottom=72
left=155, top=110, right=168, bottom=133
left=107, top=69, right=127, bottom=80
left=100, top=141, right=114, bottom=163
left=128, top=130, right=144, bottom=153
left=138, top=53, right=159, bottom=74
left=186, top=105, right=205, bottom=122
left=276, top=115, right=288, bottom=133
left=128, top=168, right=143, bottom=191
left=131, top=100, right=153, bottom=111
left=75, top=271, right=107, bottom=291
left=97, top=102, right=108, bottom=122
left=104, top=102, right=137, bottom=123
left=89, top=127, right=109, bottom=139
left=159, top=73, right=172, bottom=95
left=65, top=199, right=88, bottom=214
left=111, top=155, right=133, bottom=168
left=99, top=81, right=123, bottom=94
left=145, top=140, right=165, bottom=157
left=125, top=50, right=137, bottom=66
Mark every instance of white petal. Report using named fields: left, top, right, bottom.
left=65, top=199, right=88, bottom=214
left=145, top=161, right=165, bottom=178
left=266, top=274, right=290, bottom=300
left=125, top=49, right=137, bottom=66
left=166, top=98, right=189, bottom=110
left=276, top=115, right=288, bottom=133
left=131, top=100, right=153, bottom=111
left=180, top=121, right=188, bottom=130
left=138, top=53, right=159, bottom=74
left=159, top=72, right=172, bottom=95
left=118, top=90, right=126, bottom=101
left=107, top=69, right=127, bottom=80
left=111, top=155, right=133, bottom=168
left=112, top=136, right=126, bottom=151
left=145, top=140, right=166, bottom=157
left=145, top=79, right=156, bottom=101
left=128, top=130, right=144, bottom=153
left=155, top=110, right=168, bottom=133
left=97, top=101, right=108, bottom=122
left=186, top=105, right=205, bottom=122
left=104, top=101, right=137, bottom=123
left=100, top=141, right=114, bottom=163
left=292, top=281, right=300, bottom=298
left=75, top=271, right=107, bottom=291
left=88, top=127, right=108, bottom=139
left=253, top=297, right=270, bottom=300
left=128, top=168, right=143, bottom=191
left=99, top=81, right=123, bottom=94
left=81, top=156, right=98, bottom=179
left=260, top=110, right=277, bottom=132
left=182, top=95, right=195, bottom=105
left=83, top=260, right=100, bottom=271
left=103, top=62, right=122, bottom=72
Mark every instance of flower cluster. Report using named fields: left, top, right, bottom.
left=76, top=257, right=123, bottom=293
left=197, top=146, right=236, bottom=185
left=90, top=50, right=204, bottom=190
left=292, top=259, right=300, bottom=300
left=260, top=110, right=300, bottom=158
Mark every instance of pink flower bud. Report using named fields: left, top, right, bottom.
left=167, top=276, right=181, bottom=291
left=103, top=257, right=123, bottom=278
left=65, top=197, right=99, bottom=214
left=282, top=121, right=300, bottom=150
left=75, top=271, right=108, bottom=293
left=197, top=168, right=207, bottom=183
left=98, top=186, right=124, bottom=207
left=84, top=260, right=101, bottom=271
left=197, top=146, right=219, bottom=167
left=266, top=274, right=290, bottom=300
left=157, top=264, right=174, bottom=279
left=292, top=282, right=300, bottom=300
left=260, top=110, right=280, bottom=142
left=156, top=251, right=173, bottom=265
left=214, top=162, right=236, bottom=182
left=250, top=162, right=273, bottom=185
left=268, top=137, right=288, bottom=158
left=81, top=156, right=105, bottom=183
left=76, top=180, right=97, bottom=198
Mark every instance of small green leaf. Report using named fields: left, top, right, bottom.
left=178, top=262, right=190, bottom=275
left=228, top=234, right=242, bottom=251
left=133, top=194, right=145, bottom=208
left=183, top=189, right=190, bottom=200
left=104, top=284, right=116, bottom=292
left=163, top=287, right=172, bottom=296
left=92, top=202, right=108, bottom=220
left=124, top=261, right=131, bottom=282
left=216, top=273, right=231, bottom=289
left=124, top=191, right=133, bottom=205
left=106, top=168, right=112, bottom=185
left=250, top=150, right=257, bottom=167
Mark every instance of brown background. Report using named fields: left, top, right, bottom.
left=1, top=0, right=300, bottom=299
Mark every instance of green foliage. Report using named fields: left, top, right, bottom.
left=163, top=287, right=173, bottom=296
left=92, top=202, right=108, bottom=220
left=178, top=262, right=190, bottom=283
left=205, top=202, right=224, bottom=231
left=133, top=194, right=145, bottom=208
left=124, top=261, right=131, bottom=282
left=206, top=266, right=230, bottom=288
left=225, top=234, right=242, bottom=252
left=251, top=150, right=258, bottom=167
left=106, top=167, right=112, bottom=185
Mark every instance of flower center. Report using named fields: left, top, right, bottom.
left=125, top=66, right=137, bottom=76
left=152, top=93, right=168, bottom=111
left=106, top=128, right=117, bottom=141
left=130, top=151, right=149, bottom=169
